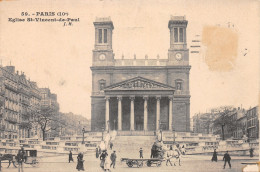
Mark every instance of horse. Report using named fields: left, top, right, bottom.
left=0, top=154, right=17, bottom=168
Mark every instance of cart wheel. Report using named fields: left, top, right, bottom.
left=146, top=160, right=152, bottom=167
left=31, top=160, right=39, bottom=167
left=156, top=161, right=161, bottom=167
left=126, top=160, right=133, bottom=167
left=139, top=161, right=143, bottom=167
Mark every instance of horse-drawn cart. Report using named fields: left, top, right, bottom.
left=121, top=158, right=163, bottom=168
left=0, top=148, right=39, bottom=169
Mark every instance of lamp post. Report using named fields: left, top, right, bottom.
left=221, top=123, right=225, bottom=140
left=82, top=128, right=85, bottom=144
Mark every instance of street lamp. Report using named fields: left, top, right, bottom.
left=82, top=128, right=85, bottom=144
left=221, top=123, right=225, bottom=140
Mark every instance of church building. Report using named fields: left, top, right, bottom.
left=91, top=16, right=191, bottom=132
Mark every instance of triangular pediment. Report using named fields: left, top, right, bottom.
left=104, top=76, right=175, bottom=91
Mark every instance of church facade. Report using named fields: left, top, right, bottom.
left=91, top=16, right=191, bottom=132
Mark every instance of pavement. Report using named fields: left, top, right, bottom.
left=0, top=152, right=259, bottom=172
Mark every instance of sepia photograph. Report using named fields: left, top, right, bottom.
left=0, top=0, right=259, bottom=171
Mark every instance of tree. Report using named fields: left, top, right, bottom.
left=36, top=107, right=58, bottom=141
left=212, top=106, right=238, bottom=140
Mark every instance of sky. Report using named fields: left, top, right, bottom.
left=0, top=0, right=259, bottom=119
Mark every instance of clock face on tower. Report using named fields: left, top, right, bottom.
left=99, top=54, right=106, bottom=60
left=175, top=53, right=182, bottom=61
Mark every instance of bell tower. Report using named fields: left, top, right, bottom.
left=168, top=16, right=189, bottom=66
left=93, top=17, right=114, bottom=66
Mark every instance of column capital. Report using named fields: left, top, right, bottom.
left=117, top=96, right=122, bottom=101
left=156, top=96, right=161, bottom=100
left=129, top=96, right=135, bottom=101
left=143, top=95, right=149, bottom=100
left=105, top=96, right=110, bottom=100
left=168, top=95, right=173, bottom=100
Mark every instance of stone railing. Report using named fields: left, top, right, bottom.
left=117, top=130, right=155, bottom=136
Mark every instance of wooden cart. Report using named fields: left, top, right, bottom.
left=121, top=158, right=163, bottom=168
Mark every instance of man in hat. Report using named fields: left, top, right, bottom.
left=223, top=151, right=231, bottom=169
left=100, top=150, right=108, bottom=169
left=16, top=150, right=24, bottom=172
left=69, top=151, right=74, bottom=163
left=110, top=150, right=117, bottom=169
left=139, top=148, right=143, bottom=158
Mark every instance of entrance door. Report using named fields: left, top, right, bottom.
left=135, top=116, right=143, bottom=130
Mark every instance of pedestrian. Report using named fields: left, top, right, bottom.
left=110, top=142, right=113, bottom=150
left=181, top=145, right=186, bottom=155
left=110, top=150, right=117, bottom=169
left=176, top=144, right=182, bottom=166
left=211, top=149, right=218, bottom=162
left=16, top=150, right=24, bottom=172
left=166, top=146, right=173, bottom=166
left=98, top=146, right=101, bottom=155
left=139, top=148, right=143, bottom=158
left=20, top=147, right=25, bottom=162
left=104, top=155, right=111, bottom=172
left=76, top=153, right=85, bottom=171
left=96, top=148, right=99, bottom=158
left=150, top=143, right=156, bottom=158
left=249, top=148, right=254, bottom=157
left=223, top=151, right=231, bottom=169
left=100, top=150, right=108, bottom=169
left=69, top=151, right=74, bottom=163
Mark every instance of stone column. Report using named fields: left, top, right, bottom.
left=156, top=96, right=161, bottom=130
left=130, top=96, right=135, bottom=131
left=117, top=96, right=122, bottom=131
left=168, top=96, right=173, bottom=131
left=143, top=96, right=149, bottom=131
left=105, top=96, right=110, bottom=131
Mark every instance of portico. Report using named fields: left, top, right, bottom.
left=91, top=16, right=191, bottom=132
left=103, top=77, right=175, bottom=131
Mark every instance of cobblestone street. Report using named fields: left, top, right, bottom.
left=1, top=153, right=258, bottom=172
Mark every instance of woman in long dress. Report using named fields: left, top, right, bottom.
left=211, top=149, right=218, bottom=162
left=104, top=155, right=111, bottom=172
left=76, top=153, right=85, bottom=171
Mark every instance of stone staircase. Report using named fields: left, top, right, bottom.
left=111, top=135, right=156, bottom=159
